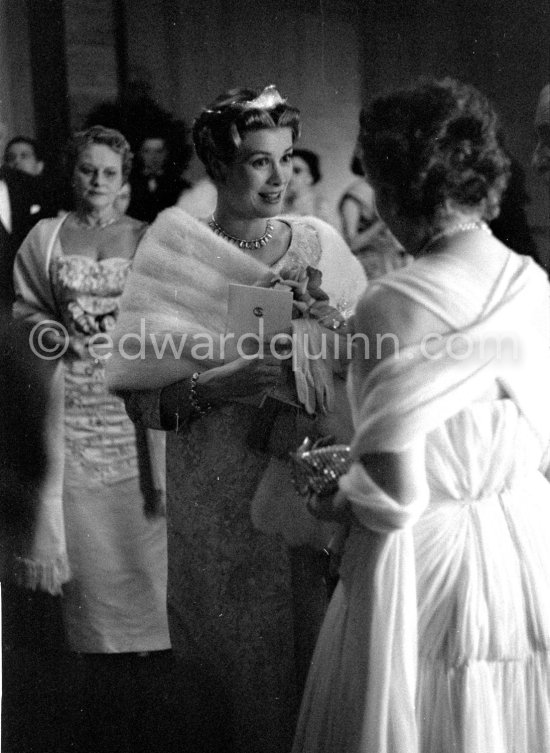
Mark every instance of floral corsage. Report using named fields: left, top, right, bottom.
left=271, top=265, right=347, bottom=331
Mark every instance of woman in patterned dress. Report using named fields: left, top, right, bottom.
left=12, top=126, right=170, bottom=752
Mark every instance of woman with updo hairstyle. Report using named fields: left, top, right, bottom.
left=193, top=86, right=300, bottom=174
left=282, top=147, right=331, bottom=222
left=293, top=79, right=550, bottom=753
left=338, top=142, right=410, bottom=278
left=12, top=125, right=171, bottom=752
left=108, top=85, right=366, bottom=753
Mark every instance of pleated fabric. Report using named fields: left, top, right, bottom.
left=293, top=249, right=550, bottom=753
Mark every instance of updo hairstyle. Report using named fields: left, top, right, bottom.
left=66, top=125, right=133, bottom=181
left=359, top=78, right=510, bottom=222
left=192, top=87, right=301, bottom=180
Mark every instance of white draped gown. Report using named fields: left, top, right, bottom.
left=293, top=244, right=550, bottom=753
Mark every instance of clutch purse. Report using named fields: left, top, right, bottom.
left=291, top=437, right=351, bottom=496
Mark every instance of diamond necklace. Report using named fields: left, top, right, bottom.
left=208, top=214, right=274, bottom=250
left=418, top=220, right=492, bottom=257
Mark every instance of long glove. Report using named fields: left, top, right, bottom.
left=291, top=318, right=334, bottom=415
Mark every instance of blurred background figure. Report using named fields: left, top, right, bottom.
left=127, top=125, right=192, bottom=222
left=0, top=121, right=47, bottom=306
left=4, top=135, right=45, bottom=176
left=283, top=147, right=331, bottom=222
left=3, top=134, right=65, bottom=220
left=85, top=80, right=172, bottom=158
left=338, top=146, right=410, bottom=279
left=533, top=84, right=550, bottom=187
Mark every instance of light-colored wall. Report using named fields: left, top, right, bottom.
left=124, top=0, right=362, bottom=230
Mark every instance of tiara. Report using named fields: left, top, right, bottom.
left=239, top=85, right=287, bottom=110
left=202, top=85, right=287, bottom=116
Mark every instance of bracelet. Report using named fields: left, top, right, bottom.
left=189, top=371, right=212, bottom=418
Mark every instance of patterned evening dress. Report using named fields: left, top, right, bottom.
left=51, top=254, right=169, bottom=653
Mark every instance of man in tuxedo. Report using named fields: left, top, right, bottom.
left=4, top=135, right=45, bottom=177
left=127, top=130, right=191, bottom=223
left=0, top=122, right=46, bottom=306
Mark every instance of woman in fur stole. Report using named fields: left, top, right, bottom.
left=107, top=86, right=366, bottom=753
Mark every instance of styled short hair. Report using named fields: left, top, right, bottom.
left=359, top=78, right=510, bottom=222
left=292, top=148, right=322, bottom=184
left=192, top=86, right=301, bottom=180
left=66, top=125, right=133, bottom=180
left=4, top=135, right=42, bottom=162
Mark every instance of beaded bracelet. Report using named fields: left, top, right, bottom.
left=189, top=371, right=212, bottom=418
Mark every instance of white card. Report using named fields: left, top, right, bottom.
left=224, top=283, right=293, bottom=362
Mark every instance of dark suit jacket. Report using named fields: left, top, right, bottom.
left=127, top=170, right=191, bottom=224
left=0, top=166, right=46, bottom=306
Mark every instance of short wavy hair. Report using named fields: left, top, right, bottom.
left=359, top=78, right=510, bottom=222
left=66, top=125, right=133, bottom=181
left=192, top=87, right=301, bottom=180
